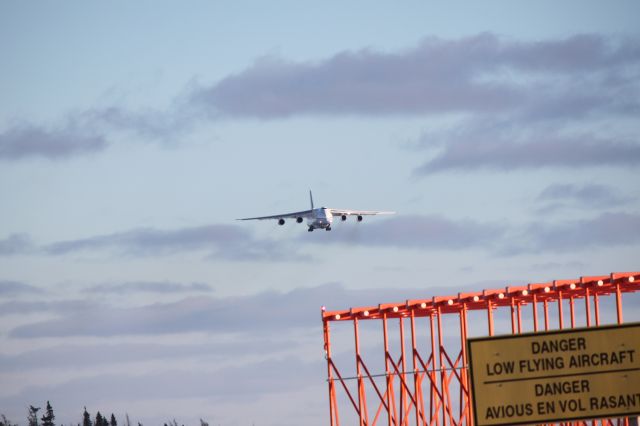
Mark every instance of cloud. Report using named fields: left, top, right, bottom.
left=0, top=280, right=40, bottom=297
left=414, top=125, right=640, bottom=174
left=77, top=105, right=195, bottom=140
left=8, top=282, right=476, bottom=338
left=84, top=281, right=213, bottom=295
left=0, top=338, right=297, bottom=372
left=0, top=356, right=321, bottom=405
left=0, top=299, right=94, bottom=316
left=0, top=104, right=194, bottom=161
left=536, top=183, right=632, bottom=210
left=528, top=261, right=586, bottom=271
left=0, top=233, right=35, bottom=256
left=504, top=212, right=640, bottom=254
left=44, top=224, right=307, bottom=262
left=8, top=286, right=326, bottom=338
left=0, top=123, right=107, bottom=160
left=190, top=33, right=640, bottom=119
left=302, top=214, right=505, bottom=250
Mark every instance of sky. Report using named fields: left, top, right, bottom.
left=1, top=1, right=640, bottom=425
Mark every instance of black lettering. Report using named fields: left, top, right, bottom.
left=577, top=337, right=586, bottom=350
left=537, top=400, right=555, bottom=415
left=532, top=341, right=540, bottom=354
left=531, top=338, right=586, bottom=354
left=487, top=361, right=515, bottom=376
left=486, top=406, right=496, bottom=419
left=533, top=380, right=590, bottom=396
left=590, top=393, right=640, bottom=410
left=486, top=404, right=533, bottom=419
left=559, top=399, right=586, bottom=412
left=581, top=353, right=590, bottom=366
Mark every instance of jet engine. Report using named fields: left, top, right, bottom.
left=296, top=217, right=303, bottom=223
left=341, top=215, right=347, bottom=221
left=278, top=218, right=285, bottom=225
left=357, top=215, right=363, bottom=222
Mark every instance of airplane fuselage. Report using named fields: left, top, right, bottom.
left=308, top=207, right=332, bottom=230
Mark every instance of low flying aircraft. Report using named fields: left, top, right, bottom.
left=237, top=191, right=395, bottom=232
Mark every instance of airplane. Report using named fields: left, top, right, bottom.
left=237, top=191, right=395, bottom=232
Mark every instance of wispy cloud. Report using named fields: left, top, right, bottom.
left=0, top=356, right=320, bottom=405
left=84, top=281, right=213, bottom=295
left=0, top=299, right=94, bottom=316
left=0, top=339, right=297, bottom=372
left=0, top=233, right=35, bottom=256
left=536, top=183, right=633, bottom=211
left=504, top=212, right=640, bottom=254
left=9, top=285, right=325, bottom=338
left=44, top=224, right=307, bottom=262
left=8, top=282, right=475, bottom=338
left=302, top=215, right=505, bottom=250
left=413, top=121, right=640, bottom=174
left=0, top=104, right=194, bottom=161
left=0, top=123, right=107, bottom=160
left=0, top=280, right=40, bottom=297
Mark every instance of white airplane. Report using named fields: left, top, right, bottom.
left=237, top=191, right=395, bottom=232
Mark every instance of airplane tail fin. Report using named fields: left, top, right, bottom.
left=309, top=190, right=314, bottom=210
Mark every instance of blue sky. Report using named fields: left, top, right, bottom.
left=1, top=1, right=640, bottom=425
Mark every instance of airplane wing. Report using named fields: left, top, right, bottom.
left=328, top=209, right=395, bottom=216
left=236, top=209, right=314, bottom=221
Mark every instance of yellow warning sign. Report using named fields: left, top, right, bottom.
left=467, top=323, right=640, bottom=426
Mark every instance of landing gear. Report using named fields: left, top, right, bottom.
left=325, top=226, right=332, bottom=231
left=308, top=226, right=314, bottom=232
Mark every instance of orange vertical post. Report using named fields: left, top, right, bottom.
left=429, top=314, right=438, bottom=426
left=353, top=317, right=367, bottom=426
left=584, top=277, right=592, bottom=327
left=323, top=316, right=339, bottom=426
left=613, top=273, right=624, bottom=324
left=532, top=293, right=539, bottom=332
left=410, top=311, right=421, bottom=426
left=399, top=317, right=407, bottom=425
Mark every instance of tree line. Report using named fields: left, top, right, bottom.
left=0, top=402, right=210, bottom=426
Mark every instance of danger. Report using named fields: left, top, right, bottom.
left=535, top=379, right=590, bottom=396
left=531, top=337, right=586, bottom=354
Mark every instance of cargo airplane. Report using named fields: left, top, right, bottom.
left=237, top=191, right=395, bottom=232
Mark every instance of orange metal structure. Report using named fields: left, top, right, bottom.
left=321, top=272, right=640, bottom=426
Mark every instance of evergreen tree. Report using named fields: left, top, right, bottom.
left=199, top=420, right=209, bottom=426
left=1, top=414, right=18, bottom=426
left=28, top=405, right=41, bottom=426
left=41, top=401, right=55, bottom=426
left=94, top=413, right=103, bottom=426
left=82, top=407, right=92, bottom=426
left=109, top=414, right=117, bottom=426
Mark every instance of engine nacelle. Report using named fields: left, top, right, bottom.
left=341, top=215, right=347, bottom=221
left=296, top=217, right=303, bottom=223
left=278, top=218, right=285, bottom=225
left=357, top=215, right=363, bottom=222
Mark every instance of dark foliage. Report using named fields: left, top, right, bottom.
left=41, top=401, right=55, bottom=426
left=28, top=406, right=41, bottom=426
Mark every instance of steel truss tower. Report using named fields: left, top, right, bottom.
left=321, top=272, right=640, bottom=426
